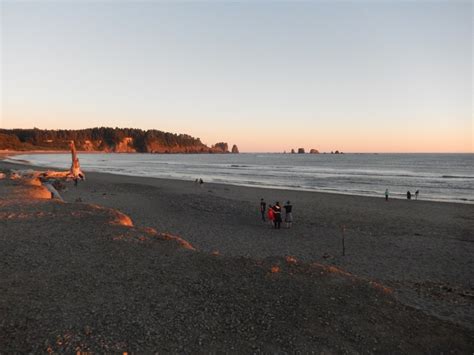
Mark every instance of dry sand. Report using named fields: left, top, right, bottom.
left=0, top=160, right=473, bottom=352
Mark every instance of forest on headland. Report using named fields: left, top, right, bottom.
left=0, top=127, right=239, bottom=154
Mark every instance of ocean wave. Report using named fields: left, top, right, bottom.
left=441, top=175, right=474, bottom=179
left=4, top=157, right=31, bottom=164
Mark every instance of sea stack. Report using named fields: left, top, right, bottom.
left=309, top=149, right=319, bottom=154
left=231, top=144, right=239, bottom=153
left=210, top=142, right=229, bottom=153
left=298, top=148, right=305, bottom=154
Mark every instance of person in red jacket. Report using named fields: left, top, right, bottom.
left=267, top=204, right=275, bottom=228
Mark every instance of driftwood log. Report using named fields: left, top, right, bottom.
left=8, top=141, right=85, bottom=201
left=39, top=141, right=85, bottom=181
left=68, top=140, right=85, bottom=180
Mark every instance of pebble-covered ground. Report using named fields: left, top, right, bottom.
left=0, top=168, right=473, bottom=352
left=56, top=166, right=474, bottom=331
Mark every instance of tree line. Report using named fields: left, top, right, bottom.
left=0, top=127, right=218, bottom=152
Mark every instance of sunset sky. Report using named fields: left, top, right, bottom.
left=1, top=0, right=472, bottom=153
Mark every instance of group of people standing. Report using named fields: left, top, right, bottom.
left=384, top=188, right=419, bottom=201
left=406, top=190, right=419, bottom=200
left=260, top=198, right=293, bottom=229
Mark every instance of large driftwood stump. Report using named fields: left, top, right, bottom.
left=5, top=141, right=86, bottom=201
left=39, top=141, right=85, bottom=182
left=68, top=141, right=85, bottom=180
left=8, top=141, right=86, bottom=200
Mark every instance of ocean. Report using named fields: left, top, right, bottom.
left=7, top=153, right=474, bottom=204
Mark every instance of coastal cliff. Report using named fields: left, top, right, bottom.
left=0, top=128, right=239, bottom=154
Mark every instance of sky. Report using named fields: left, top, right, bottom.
left=1, top=0, right=472, bottom=153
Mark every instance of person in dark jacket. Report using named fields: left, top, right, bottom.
left=273, top=202, right=282, bottom=229
left=260, top=198, right=266, bottom=221
left=284, top=201, right=293, bottom=228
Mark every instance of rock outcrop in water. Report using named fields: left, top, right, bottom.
left=309, top=149, right=319, bottom=154
left=0, top=128, right=233, bottom=154
left=231, top=145, right=239, bottom=154
left=210, top=142, right=229, bottom=153
left=298, top=148, right=305, bottom=154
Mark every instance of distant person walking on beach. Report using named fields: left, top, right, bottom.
left=415, top=190, right=419, bottom=200
left=284, top=201, right=293, bottom=228
left=267, top=205, right=275, bottom=228
left=273, top=202, right=282, bottom=229
left=260, top=198, right=266, bottom=221
left=385, top=188, right=389, bottom=201
left=407, top=191, right=411, bottom=200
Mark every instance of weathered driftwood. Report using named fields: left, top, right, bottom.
left=10, top=169, right=39, bottom=180
left=39, top=141, right=85, bottom=181
left=7, top=141, right=85, bottom=200
left=68, top=140, right=85, bottom=180
left=43, top=183, right=64, bottom=201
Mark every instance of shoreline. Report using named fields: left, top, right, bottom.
left=3, top=152, right=473, bottom=205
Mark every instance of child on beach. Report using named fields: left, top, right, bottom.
left=260, top=198, right=266, bottom=221
left=284, top=201, right=293, bottom=228
left=267, top=205, right=274, bottom=228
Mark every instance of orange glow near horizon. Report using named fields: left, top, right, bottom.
left=224, top=124, right=473, bottom=153
left=1, top=107, right=472, bottom=153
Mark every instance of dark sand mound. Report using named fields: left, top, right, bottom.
left=0, top=177, right=473, bottom=352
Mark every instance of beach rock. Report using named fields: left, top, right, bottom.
left=210, top=142, right=229, bottom=153
left=291, top=149, right=295, bottom=154
left=297, top=148, right=305, bottom=154
left=309, top=149, right=319, bottom=154
left=231, top=145, right=239, bottom=153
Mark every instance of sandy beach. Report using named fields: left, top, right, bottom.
left=0, top=159, right=473, bottom=352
